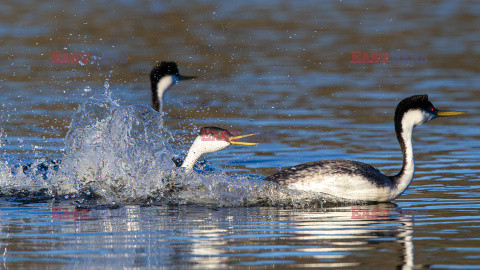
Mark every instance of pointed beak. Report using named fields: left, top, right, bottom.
left=178, top=74, right=196, bottom=81
left=436, top=110, right=467, bottom=117
left=228, top=133, right=259, bottom=146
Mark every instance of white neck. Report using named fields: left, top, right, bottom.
left=181, top=137, right=204, bottom=171
left=391, top=124, right=415, bottom=198
left=156, top=75, right=176, bottom=112
left=389, top=110, right=424, bottom=200
left=181, top=135, right=230, bottom=172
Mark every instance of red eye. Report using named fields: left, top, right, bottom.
left=430, top=107, right=434, bottom=112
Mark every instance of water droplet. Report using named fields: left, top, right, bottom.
left=84, top=86, right=91, bottom=92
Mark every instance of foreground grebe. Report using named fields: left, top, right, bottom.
left=150, top=61, right=195, bottom=112
left=264, top=95, right=465, bottom=202
left=181, top=127, right=258, bottom=171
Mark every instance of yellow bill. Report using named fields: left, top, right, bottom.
left=437, top=110, right=467, bottom=117
left=178, top=75, right=196, bottom=81
left=229, top=133, right=259, bottom=146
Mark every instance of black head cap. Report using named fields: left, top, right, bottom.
left=395, top=95, right=435, bottom=122
left=150, top=62, right=180, bottom=85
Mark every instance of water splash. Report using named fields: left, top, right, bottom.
left=167, top=172, right=332, bottom=207
left=0, top=90, right=344, bottom=207
left=0, top=157, right=54, bottom=200
left=51, top=92, right=176, bottom=203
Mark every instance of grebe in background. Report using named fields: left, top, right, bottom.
left=264, top=95, right=465, bottom=202
left=181, top=127, right=258, bottom=172
left=150, top=61, right=195, bottom=112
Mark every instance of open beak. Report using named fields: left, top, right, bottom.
left=178, top=74, right=196, bottom=81
left=436, top=110, right=467, bottom=117
left=229, top=133, right=259, bottom=146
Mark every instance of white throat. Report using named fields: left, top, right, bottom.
left=156, top=75, right=177, bottom=111
left=181, top=136, right=230, bottom=171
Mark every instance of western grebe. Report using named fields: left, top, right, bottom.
left=150, top=61, right=195, bottom=112
left=181, top=127, right=258, bottom=171
left=264, top=95, right=466, bottom=202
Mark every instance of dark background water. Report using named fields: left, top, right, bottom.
left=1, top=0, right=480, bottom=268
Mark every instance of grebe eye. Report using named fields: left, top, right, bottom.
left=430, top=107, right=434, bottom=112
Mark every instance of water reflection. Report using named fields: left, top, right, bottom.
left=0, top=203, right=423, bottom=268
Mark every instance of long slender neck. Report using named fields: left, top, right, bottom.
left=181, top=137, right=203, bottom=171
left=151, top=75, right=174, bottom=112
left=389, top=113, right=417, bottom=199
